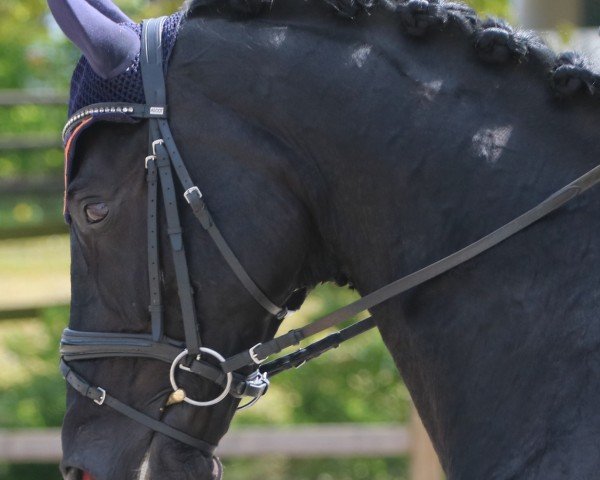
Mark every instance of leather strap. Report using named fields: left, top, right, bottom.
left=60, top=329, right=268, bottom=399
left=142, top=18, right=201, bottom=354
left=62, top=102, right=167, bottom=140
left=146, top=152, right=164, bottom=341
left=60, top=360, right=216, bottom=453
left=155, top=99, right=285, bottom=318
left=261, top=317, right=376, bottom=377
left=155, top=134, right=202, bottom=353
left=61, top=328, right=182, bottom=363
left=144, top=17, right=166, bottom=344
left=223, top=163, right=600, bottom=372
left=181, top=183, right=286, bottom=318
left=138, top=15, right=284, bottom=318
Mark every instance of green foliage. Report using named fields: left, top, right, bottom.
left=0, top=0, right=180, bottom=90
left=465, top=0, right=511, bottom=18
left=0, top=463, right=62, bottom=480
left=0, top=308, right=66, bottom=429
left=0, top=1, right=65, bottom=89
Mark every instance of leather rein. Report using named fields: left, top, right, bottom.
left=60, top=17, right=600, bottom=454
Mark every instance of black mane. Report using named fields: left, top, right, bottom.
left=184, top=0, right=599, bottom=99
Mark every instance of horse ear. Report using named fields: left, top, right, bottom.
left=47, top=0, right=140, bottom=79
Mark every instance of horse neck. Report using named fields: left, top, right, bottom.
left=177, top=13, right=600, bottom=477
left=317, top=46, right=600, bottom=480
left=319, top=50, right=600, bottom=480
left=330, top=109, right=600, bottom=477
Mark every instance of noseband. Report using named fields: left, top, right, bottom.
left=61, top=17, right=600, bottom=454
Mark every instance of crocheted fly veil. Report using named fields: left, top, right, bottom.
left=63, top=13, right=183, bottom=221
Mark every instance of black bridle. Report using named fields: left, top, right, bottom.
left=60, top=17, right=600, bottom=455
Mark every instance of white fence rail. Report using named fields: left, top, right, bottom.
left=0, top=424, right=409, bottom=462
left=0, top=420, right=444, bottom=480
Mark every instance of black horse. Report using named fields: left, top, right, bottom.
left=49, top=0, right=600, bottom=478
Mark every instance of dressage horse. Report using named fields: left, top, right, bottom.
left=49, top=0, right=600, bottom=478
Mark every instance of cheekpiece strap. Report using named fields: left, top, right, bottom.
left=141, top=17, right=202, bottom=354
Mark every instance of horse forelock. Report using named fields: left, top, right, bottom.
left=184, top=0, right=600, bottom=101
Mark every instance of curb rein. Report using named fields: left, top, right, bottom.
left=60, top=18, right=600, bottom=453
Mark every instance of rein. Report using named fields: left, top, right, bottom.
left=61, top=17, right=600, bottom=453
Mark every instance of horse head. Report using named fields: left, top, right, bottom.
left=50, top=1, right=327, bottom=479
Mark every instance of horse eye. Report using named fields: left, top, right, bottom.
left=84, top=202, right=109, bottom=223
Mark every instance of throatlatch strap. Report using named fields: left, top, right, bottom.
left=156, top=107, right=285, bottom=318
left=60, top=360, right=216, bottom=453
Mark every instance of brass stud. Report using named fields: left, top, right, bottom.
left=164, top=388, right=186, bottom=407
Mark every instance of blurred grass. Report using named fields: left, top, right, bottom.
left=0, top=196, right=66, bottom=239
left=0, top=235, right=69, bottom=309
left=0, top=105, right=66, bottom=136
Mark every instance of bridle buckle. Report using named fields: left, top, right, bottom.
left=145, top=155, right=156, bottom=169
left=184, top=186, right=203, bottom=203
left=249, top=343, right=266, bottom=365
left=151, top=139, right=165, bottom=156
left=94, top=387, right=107, bottom=405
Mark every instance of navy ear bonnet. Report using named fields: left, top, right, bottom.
left=63, top=12, right=182, bottom=222
left=68, top=12, right=183, bottom=117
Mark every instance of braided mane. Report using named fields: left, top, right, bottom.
left=185, top=0, right=600, bottom=99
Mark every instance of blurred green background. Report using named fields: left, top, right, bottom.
left=0, top=1, right=508, bottom=479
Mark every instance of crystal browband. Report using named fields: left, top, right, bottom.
left=62, top=102, right=167, bottom=141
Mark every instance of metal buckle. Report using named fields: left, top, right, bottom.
left=169, top=348, right=232, bottom=407
left=247, top=370, right=270, bottom=396
left=237, top=371, right=270, bottom=411
left=94, top=387, right=106, bottom=405
left=151, top=139, right=165, bottom=155
left=249, top=343, right=266, bottom=365
left=184, top=186, right=203, bottom=203
left=145, top=155, right=156, bottom=169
